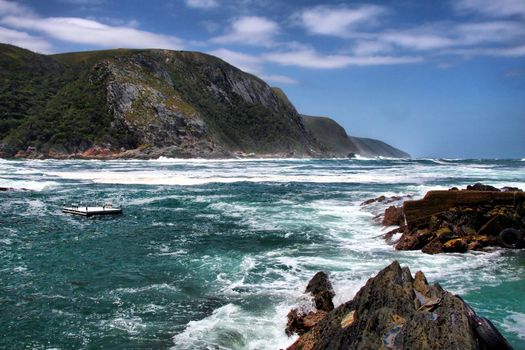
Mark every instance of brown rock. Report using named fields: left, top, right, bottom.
left=305, top=272, right=335, bottom=312
left=382, top=206, right=404, bottom=226
left=442, top=238, right=468, bottom=253
left=403, top=190, right=524, bottom=230
left=286, top=310, right=328, bottom=336
left=361, top=195, right=386, bottom=206
left=303, top=311, right=328, bottom=329
left=421, top=237, right=444, bottom=254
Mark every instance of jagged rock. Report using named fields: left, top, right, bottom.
left=287, top=262, right=513, bottom=350
left=383, top=206, right=405, bottom=226
left=305, top=271, right=335, bottom=312
left=361, top=194, right=413, bottom=207
left=285, top=272, right=335, bottom=336
left=362, top=195, right=386, bottom=206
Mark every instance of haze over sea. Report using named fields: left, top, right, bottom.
left=1, top=157, right=524, bottom=349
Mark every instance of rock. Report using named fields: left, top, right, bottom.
left=305, top=271, right=335, bottom=312
left=285, top=272, right=335, bottom=336
left=382, top=206, right=405, bottom=226
left=466, top=183, right=500, bottom=192
left=361, top=194, right=413, bottom=207
left=361, top=195, right=386, bottom=206
left=286, top=309, right=327, bottom=336
left=286, top=262, right=512, bottom=350
left=442, top=238, right=468, bottom=253
left=395, top=186, right=525, bottom=253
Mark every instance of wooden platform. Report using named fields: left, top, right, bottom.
left=62, top=205, right=122, bottom=217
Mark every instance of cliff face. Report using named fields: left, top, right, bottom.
left=0, top=44, right=407, bottom=159
left=301, top=115, right=409, bottom=158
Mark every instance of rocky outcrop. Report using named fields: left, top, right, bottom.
left=285, top=272, right=335, bottom=336
left=383, top=205, right=405, bottom=226
left=286, top=262, right=513, bottom=350
left=375, top=184, right=525, bottom=254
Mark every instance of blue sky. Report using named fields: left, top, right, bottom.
left=0, top=0, right=524, bottom=158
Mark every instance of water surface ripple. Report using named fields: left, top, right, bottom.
left=1, top=158, right=524, bottom=349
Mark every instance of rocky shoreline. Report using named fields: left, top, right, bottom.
left=363, top=184, right=525, bottom=254
left=3, top=145, right=348, bottom=160
left=285, top=262, right=513, bottom=349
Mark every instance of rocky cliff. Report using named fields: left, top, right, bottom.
left=0, top=43, right=408, bottom=159
left=301, top=115, right=409, bottom=158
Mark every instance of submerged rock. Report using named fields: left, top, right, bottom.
left=286, top=262, right=513, bottom=350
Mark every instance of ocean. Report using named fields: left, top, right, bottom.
left=1, top=157, right=524, bottom=349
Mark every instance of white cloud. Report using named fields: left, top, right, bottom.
left=296, top=5, right=386, bottom=37
left=352, top=40, right=393, bottom=56
left=58, top=0, right=106, bottom=4
left=209, top=48, right=298, bottom=84
left=261, top=74, right=298, bottom=84
left=1, top=15, right=183, bottom=49
left=381, top=32, right=456, bottom=50
left=265, top=48, right=422, bottom=69
left=454, top=0, right=525, bottom=17
left=211, top=16, right=278, bottom=46
left=447, top=45, right=525, bottom=58
left=0, top=0, right=34, bottom=16
left=456, top=21, right=525, bottom=45
left=185, top=0, right=218, bottom=9
left=0, top=25, right=52, bottom=53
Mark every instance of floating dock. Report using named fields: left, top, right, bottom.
left=62, top=204, right=122, bottom=217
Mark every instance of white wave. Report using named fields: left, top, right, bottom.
left=112, top=283, right=179, bottom=295
left=105, top=316, right=146, bottom=336
left=150, top=156, right=315, bottom=163
left=45, top=169, right=431, bottom=186
left=171, top=303, right=295, bottom=350
left=502, top=312, right=525, bottom=340
left=0, top=179, right=57, bottom=191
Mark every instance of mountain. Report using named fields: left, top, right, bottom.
left=0, top=43, right=408, bottom=159
left=301, top=115, right=409, bottom=158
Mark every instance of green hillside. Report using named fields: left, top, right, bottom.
left=0, top=44, right=408, bottom=159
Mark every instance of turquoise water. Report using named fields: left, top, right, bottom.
left=1, top=158, right=524, bottom=349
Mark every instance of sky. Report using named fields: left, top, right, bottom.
left=0, top=0, right=524, bottom=158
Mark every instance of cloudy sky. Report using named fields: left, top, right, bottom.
left=1, top=0, right=524, bottom=158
